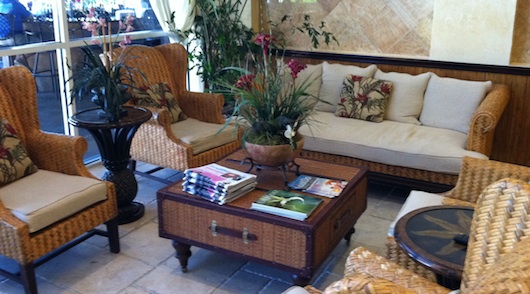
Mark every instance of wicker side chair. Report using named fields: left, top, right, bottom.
left=308, top=178, right=530, bottom=294
left=114, top=44, right=242, bottom=182
left=386, top=156, right=530, bottom=281
left=0, top=66, right=120, bottom=293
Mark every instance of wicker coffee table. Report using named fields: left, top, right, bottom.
left=157, top=150, right=367, bottom=285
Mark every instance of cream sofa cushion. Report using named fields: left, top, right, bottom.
left=295, top=63, right=322, bottom=100
left=299, top=112, right=488, bottom=174
left=0, top=170, right=108, bottom=233
left=171, top=118, right=238, bottom=155
left=387, top=190, right=445, bottom=236
left=374, top=70, right=431, bottom=125
left=420, top=74, right=492, bottom=134
left=317, top=62, right=377, bottom=112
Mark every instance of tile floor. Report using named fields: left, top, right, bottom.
left=0, top=162, right=410, bottom=294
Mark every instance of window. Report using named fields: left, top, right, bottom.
left=0, top=0, right=168, bottom=162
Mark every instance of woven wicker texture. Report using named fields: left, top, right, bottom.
left=321, top=178, right=530, bottom=294
left=322, top=273, right=418, bottom=294
left=386, top=156, right=530, bottom=280
left=300, top=84, right=509, bottom=187
left=114, top=44, right=242, bottom=171
left=0, top=66, right=119, bottom=292
left=460, top=178, right=530, bottom=293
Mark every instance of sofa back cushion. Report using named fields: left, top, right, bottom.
left=374, top=70, right=431, bottom=125
left=335, top=75, right=393, bottom=122
left=419, top=74, right=492, bottom=134
left=317, top=62, right=377, bottom=112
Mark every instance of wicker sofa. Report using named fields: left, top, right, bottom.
left=295, top=61, right=510, bottom=190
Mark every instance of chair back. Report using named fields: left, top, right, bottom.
left=116, top=44, right=188, bottom=98
left=460, top=178, right=530, bottom=292
left=0, top=66, right=40, bottom=145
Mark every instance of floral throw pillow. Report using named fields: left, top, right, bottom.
left=0, top=118, right=38, bottom=187
left=131, top=83, right=187, bottom=123
left=335, top=75, right=393, bottom=122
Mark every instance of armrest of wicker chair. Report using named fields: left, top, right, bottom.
left=466, top=84, right=510, bottom=156
left=322, top=273, right=418, bottom=294
left=179, top=91, right=225, bottom=124
left=24, top=131, right=95, bottom=178
left=442, top=156, right=530, bottom=203
left=346, top=247, right=449, bottom=294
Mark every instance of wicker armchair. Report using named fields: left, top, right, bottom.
left=0, top=66, right=120, bottom=293
left=386, top=156, right=530, bottom=281
left=310, top=178, right=530, bottom=293
left=114, top=44, right=242, bottom=181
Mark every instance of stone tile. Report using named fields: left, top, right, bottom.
left=213, top=271, right=270, bottom=294
left=260, top=280, right=295, bottom=294
left=118, top=286, right=151, bottom=294
left=120, top=221, right=174, bottom=266
left=0, top=277, right=75, bottom=294
left=133, top=264, right=219, bottom=294
left=242, top=262, right=293, bottom=283
left=35, top=242, right=153, bottom=293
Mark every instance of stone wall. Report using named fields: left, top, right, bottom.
left=265, top=0, right=530, bottom=67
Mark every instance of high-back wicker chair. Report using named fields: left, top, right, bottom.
left=0, top=66, right=120, bottom=293
left=114, top=44, right=242, bottom=181
left=306, top=178, right=530, bottom=294
left=386, top=156, right=530, bottom=281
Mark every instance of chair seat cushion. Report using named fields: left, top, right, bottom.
left=388, top=190, right=444, bottom=236
left=0, top=170, right=108, bottom=233
left=171, top=118, right=238, bottom=155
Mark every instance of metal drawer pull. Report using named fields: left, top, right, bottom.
left=210, top=220, right=217, bottom=236
left=242, top=228, right=249, bottom=244
left=207, top=222, right=257, bottom=243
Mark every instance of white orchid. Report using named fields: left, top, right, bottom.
left=284, top=124, right=296, bottom=139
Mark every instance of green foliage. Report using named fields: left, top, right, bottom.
left=169, top=0, right=255, bottom=94
left=276, top=14, right=339, bottom=49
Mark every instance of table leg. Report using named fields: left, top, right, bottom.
left=292, top=274, right=311, bottom=287
left=344, top=227, right=356, bottom=245
left=172, top=241, right=192, bottom=273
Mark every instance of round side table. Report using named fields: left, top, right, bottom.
left=394, top=205, right=474, bottom=289
left=69, top=106, right=152, bottom=224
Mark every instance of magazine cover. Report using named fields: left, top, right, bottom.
left=184, top=163, right=257, bottom=191
left=288, top=175, right=347, bottom=198
left=251, top=190, right=323, bottom=221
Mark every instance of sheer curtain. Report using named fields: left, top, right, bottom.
left=151, top=0, right=195, bottom=43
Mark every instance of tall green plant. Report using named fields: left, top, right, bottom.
left=170, top=0, right=255, bottom=94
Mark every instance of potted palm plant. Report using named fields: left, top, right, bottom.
left=67, top=8, right=141, bottom=122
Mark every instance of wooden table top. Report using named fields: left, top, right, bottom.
left=394, top=205, right=474, bottom=280
left=159, top=149, right=367, bottom=224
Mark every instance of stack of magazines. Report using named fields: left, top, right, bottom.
left=182, top=163, right=257, bottom=205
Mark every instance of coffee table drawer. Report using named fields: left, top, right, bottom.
left=160, top=199, right=309, bottom=269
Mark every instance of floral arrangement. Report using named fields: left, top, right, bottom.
left=219, top=33, right=324, bottom=149
left=67, top=8, right=140, bottom=121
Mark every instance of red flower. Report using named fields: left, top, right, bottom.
left=235, top=74, right=256, bottom=91
left=0, top=146, right=9, bottom=158
left=356, top=93, right=369, bottom=104
left=352, top=75, right=363, bottom=82
left=4, top=123, right=16, bottom=135
left=255, top=33, right=273, bottom=55
left=380, top=83, right=392, bottom=94
left=287, top=59, right=307, bottom=79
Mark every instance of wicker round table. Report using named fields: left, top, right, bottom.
left=394, top=205, right=474, bottom=289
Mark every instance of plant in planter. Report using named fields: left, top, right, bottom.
left=215, top=33, right=327, bottom=167
left=67, top=8, right=142, bottom=122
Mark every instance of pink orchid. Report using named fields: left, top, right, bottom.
left=286, top=59, right=307, bottom=79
